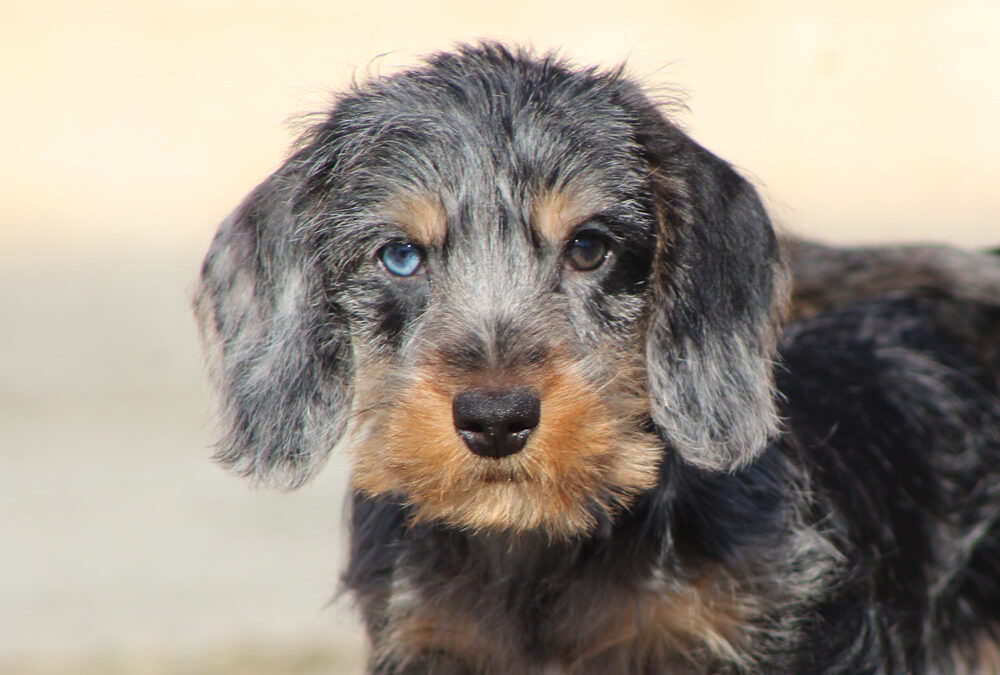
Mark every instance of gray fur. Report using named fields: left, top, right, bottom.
left=195, top=44, right=787, bottom=485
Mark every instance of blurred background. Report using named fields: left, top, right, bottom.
left=2, top=0, right=998, bottom=672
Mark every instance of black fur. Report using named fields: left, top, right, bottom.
left=196, top=44, right=1000, bottom=673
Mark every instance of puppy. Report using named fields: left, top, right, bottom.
left=195, top=43, right=1000, bottom=673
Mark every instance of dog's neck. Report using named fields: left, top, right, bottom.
left=357, top=453, right=797, bottom=672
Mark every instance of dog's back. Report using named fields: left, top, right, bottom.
left=779, top=262, right=1000, bottom=671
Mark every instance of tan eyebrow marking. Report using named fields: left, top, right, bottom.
left=532, top=186, right=606, bottom=245
left=383, top=192, right=447, bottom=247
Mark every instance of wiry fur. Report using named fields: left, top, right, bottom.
left=195, top=43, right=1000, bottom=673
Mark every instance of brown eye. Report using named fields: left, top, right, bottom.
left=565, top=232, right=610, bottom=271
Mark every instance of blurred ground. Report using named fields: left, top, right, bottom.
left=1, top=1, right=997, bottom=673
left=2, top=641, right=364, bottom=675
left=0, top=259, right=365, bottom=672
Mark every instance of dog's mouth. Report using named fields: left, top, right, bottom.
left=348, top=356, right=662, bottom=538
left=473, top=462, right=523, bottom=483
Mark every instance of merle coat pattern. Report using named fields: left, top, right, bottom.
left=195, top=44, right=1000, bottom=674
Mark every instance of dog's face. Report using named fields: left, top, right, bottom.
left=196, top=44, right=786, bottom=539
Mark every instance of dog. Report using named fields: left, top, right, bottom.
left=195, top=44, right=1000, bottom=674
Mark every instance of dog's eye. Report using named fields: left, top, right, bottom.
left=378, top=242, right=425, bottom=277
left=565, top=232, right=610, bottom=271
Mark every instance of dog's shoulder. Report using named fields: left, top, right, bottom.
left=775, top=286, right=1000, bottom=632
left=778, top=282, right=1000, bottom=467
left=782, top=240, right=1000, bottom=430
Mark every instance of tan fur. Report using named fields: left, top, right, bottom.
left=349, top=353, right=660, bottom=539
left=377, top=569, right=760, bottom=673
left=949, top=627, right=1000, bottom=675
left=559, top=573, right=760, bottom=671
left=972, top=633, right=1000, bottom=674
left=376, top=584, right=487, bottom=669
left=381, top=192, right=447, bottom=247
left=532, top=186, right=607, bottom=246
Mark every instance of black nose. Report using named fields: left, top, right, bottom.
left=452, top=387, right=541, bottom=459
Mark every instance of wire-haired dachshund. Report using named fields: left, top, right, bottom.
left=195, top=43, right=1000, bottom=674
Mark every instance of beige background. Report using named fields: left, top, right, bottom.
left=2, top=0, right=998, bottom=671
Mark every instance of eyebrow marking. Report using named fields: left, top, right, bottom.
left=383, top=192, right=447, bottom=247
left=532, top=186, right=606, bottom=245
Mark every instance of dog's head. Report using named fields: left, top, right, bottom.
left=195, top=44, right=787, bottom=538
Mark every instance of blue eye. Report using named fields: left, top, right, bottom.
left=378, top=242, right=425, bottom=277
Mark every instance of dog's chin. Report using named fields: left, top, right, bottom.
left=361, top=465, right=648, bottom=540
left=414, top=477, right=603, bottom=539
left=350, top=431, right=663, bottom=540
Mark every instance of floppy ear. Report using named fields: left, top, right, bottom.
left=638, top=119, right=788, bottom=472
left=194, top=167, right=353, bottom=487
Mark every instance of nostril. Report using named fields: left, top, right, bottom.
left=452, top=387, right=541, bottom=459
left=503, top=409, right=541, bottom=436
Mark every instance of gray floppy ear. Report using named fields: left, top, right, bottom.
left=640, top=124, right=788, bottom=472
left=194, top=170, right=353, bottom=487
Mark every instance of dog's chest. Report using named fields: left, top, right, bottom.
left=374, top=568, right=759, bottom=674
